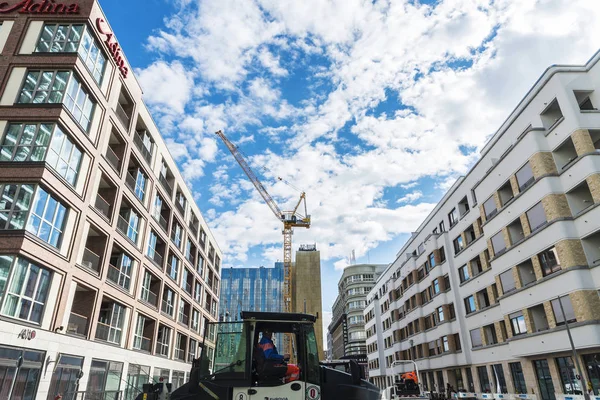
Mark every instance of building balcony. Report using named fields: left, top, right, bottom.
left=115, top=102, right=131, bottom=130
left=81, top=247, right=101, bottom=273
left=159, top=174, right=173, bottom=196
left=133, top=131, right=153, bottom=164
left=94, top=193, right=112, bottom=219
left=148, top=248, right=164, bottom=268
left=135, top=336, right=152, bottom=353
left=105, top=145, right=122, bottom=172
left=94, top=321, right=111, bottom=342
left=154, top=212, right=169, bottom=233
left=106, top=264, right=131, bottom=291
left=66, top=312, right=88, bottom=337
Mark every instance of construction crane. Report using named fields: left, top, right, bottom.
left=215, top=130, right=311, bottom=356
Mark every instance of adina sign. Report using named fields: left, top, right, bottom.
left=0, top=0, right=79, bottom=13
left=96, top=18, right=129, bottom=78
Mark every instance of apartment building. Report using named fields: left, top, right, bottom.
left=328, top=264, right=386, bottom=360
left=0, top=1, right=222, bottom=399
left=365, top=50, right=600, bottom=400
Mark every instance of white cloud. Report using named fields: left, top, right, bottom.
left=136, top=60, right=194, bottom=114
left=397, top=191, right=423, bottom=204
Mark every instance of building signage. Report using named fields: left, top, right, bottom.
left=0, top=0, right=80, bottom=14
left=17, top=328, right=36, bottom=340
left=95, top=18, right=129, bottom=78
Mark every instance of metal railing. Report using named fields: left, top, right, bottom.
left=94, top=193, right=112, bottom=218
left=147, top=248, right=164, bottom=268
left=134, top=335, right=152, bottom=353
left=106, top=264, right=130, bottom=290
left=141, top=287, right=158, bottom=306
left=184, top=281, right=193, bottom=294
left=67, top=312, right=89, bottom=336
left=189, top=221, right=198, bottom=236
left=175, top=200, right=185, bottom=216
left=154, top=211, right=169, bottom=233
left=174, top=348, right=186, bottom=361
left=116, top=215, right=138, bottom=244
left=185, top=251, right=195, bottom=265
left=158, top=174, right=173, bottom=195
left=95, top=321, right=110, bottom=341
left=105, top=146, right=121, bottom=171
left=63, top=391, right=122, bottom=400
left=81, top=248, right=101, bottom=273
left=179, top=313, right=189, bottom=325
left=133, top=131, right=153, bottom=164
left=115, top=102, right=130, bottom=129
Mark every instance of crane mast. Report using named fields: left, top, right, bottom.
left=215, top=130, right=311, bottom=356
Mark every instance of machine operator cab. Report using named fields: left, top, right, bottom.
left=189, top=312, right=323, bottom=400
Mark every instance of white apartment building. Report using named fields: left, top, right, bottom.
left=365, top=50, right=600, bottom=400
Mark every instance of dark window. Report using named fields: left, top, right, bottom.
left=453, top=236, right=464, bottom=254
left=527, top=202, right=547, bottom=232
left=429, top=253, right=436, bottom=268
left=437, top=371, right=445, bottom=390
left=478, top=366, right=491, bottom=393
left=46, top=354, right=84, bottom=400
left=439, top=247, right=446, bottom=263
left=466, top=368, right=474, bottom=392
left=464, top=296, right=476, bottom=314
left=539, top=247, right=561, bottom=276
left=492, top=364, right=508, bottom=393
left=439, top=220, right=445, bottom=232
left=459, top=265, right=470, bottom=283
left=443, top=275, right=450, bottom=291
left=516, top=163, right=535, bottom=191
left=491, top=232, right=506, bottom=256
left=448, top=208, right=458, bottom=227
left=534, top=359, right=556, bottom=400
left=483, top=197, right=498, bottom=219
left=432, top=279, right=440, bottom=295
left=510, top=312, right=527, bottom=335
left=551, top=296, right=576, bottom=325
left=555, top=357, right=581, bottom=394
left=510, top=362, right=527, bottom=394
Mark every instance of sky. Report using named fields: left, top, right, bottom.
left=101, top=0, right=600, bottom=349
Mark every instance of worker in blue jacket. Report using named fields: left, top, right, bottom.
left=258, top=329, right=299, bottom=382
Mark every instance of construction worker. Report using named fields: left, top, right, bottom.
left=259, top=329, right=300, bottom=382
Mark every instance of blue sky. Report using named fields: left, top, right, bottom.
left=100, top=0, right=600, bottom=348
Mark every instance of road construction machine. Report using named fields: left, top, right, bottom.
left=166, top=311, right=380, bottom=400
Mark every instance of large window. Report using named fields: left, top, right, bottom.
left=555, top=357, right=581, bottom=394
left=26, top=186, right=67, bottom=247
left=0, top=123, right=83, bottom=186
left=492, top=364, right=508, bottom=393
left=17, top=71, right=95, bottom=131
left=97, top=302, right=125, bottom=345
left=477, top=366, right=491, bottom=392
left=46, top=354, right=84, bottom=400
left=171, top=220, right=182, bottom=248
left=499, top=269, right=516, bottom=293
left=470, top=328, right=482, bottom=348
left=533, top=359, right=556, bottom=400
left=157, top=324, right=171, bottom=357
left=0, top=183, right=35, bottom=230
left=509, top=362, right=527, bottom=394
left=539, top=247, right=561, bottom=276
left=483, top=196, right=498, bottom=219
left=510, top=311, right=527, bottom=335
left=551, top=296, right=576, bottom=326
left=459, top=265, right=470, bottom=283
left=168, top=253, right=179, bottom=282
left=125, top=364, right=150, bottom=400
left=1, top=256, right=51, bottom=323
left=108, top=253, right=133, bottom=291
left=36, top=23, right=106, bottom=84
left=527, top=202, right=547, bottom=232
left=86, top=359, right=123, bottom=397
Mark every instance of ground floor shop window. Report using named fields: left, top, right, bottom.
left=491, top=364, right=508, bottom=393
left=125, top=364, right=150, bottom=400
left=477, top=366, right=491, bottom=393
left=466, top=368, right=475, bottom=392
left=533, top=359, right=556, bottom=400
left=172, top=370, right=185, bottom=390
left=509, top=362, right=527, bottom=394
left=152, top=368, right=170, bottom=384
left=584, top=353, right=600, bottom=395
left=555, top=356, right=581, bottom=394
left=437, top=371, right=445, bottom=391
left=86, top=359, right=123, bottom=399
left=46, top=354, right=83, bottom=400
left=0, top=345, right=44, bottom=400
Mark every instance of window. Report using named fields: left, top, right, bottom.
left=77, top=28, right=106, bottom=83
left=168, top=253, right=179, bottom=282
left=510, top=311, right=527, bottom=335
left=439, top=246, right=446, bottom=263
left=555, top=357, right=580, bottom=394
left=510, top=362, right=527, bottom=394
left=527, top=202, right=547, bottom=232
left=551, top=296, right=576, bottom=325
left=439, top=220, right=445, bottom=232
left=132, top=314, right=149, bottom=351
left=125, top=364, right=150, bottom=400
left=499, top=269, right=516, bottom=294
left=97, top=302, right=125, bottom=344
left=539, top=247, right=561, bottom=276
left=120, top=209, right=140, bottom=243
left=18, top=70, right=70, bottom=104
left=470, top=328, right=482, bottom=348
left=194, top=281, right=202, bottom=304
left=108, top=253, right=134, bottom=291
left=453, top=236, right=464, bottom=254
left=161, top=287, right=175, bottom=317
left=444, top=275, right=450, bottom=291
left=171, top=220, right=182, bottom=248
left=47, top=354, right=84, bottom=400
left=436, top=306, right=444, bottom=323
left=1, top=257, right=51, bottom=323
left=464, top=296, right=476, bottom=314
left=86, top=359, right=123, bottom=396
left=129, top=168, right=147, bottom=201
left=477, top=366, right=491, bottom=392
left=63, top=75, right=95, bottom=131
left=140, top=271, right=155, bottom=305
left=191, top=309, right=200, bottom=332
left=442, top=336, right=449, bottom=352
left=483, top=196, right=497, bottom=219
left=491, top=232, right=506, bottom=256
left=516, top=163, right=535, bottom=191
left=26, top=187, right=67, bottom=248
left=533, top=359, right=556, bottom=400
left=0, top=123, right=83, bottom=186
left=432, top=279, right=440, bottom=295
left=448, top=208, right=458, bottom=227
left=459, top=265, right=470, bottom=283
left=152, top=194, right=163, bottom=221
left=459, top=196, right=469, bottom=216
left=147, top=231, right=158, bottom=261
left=0, top=183, right=35, bottom=230
left=492, top=364, right=508, bottom=393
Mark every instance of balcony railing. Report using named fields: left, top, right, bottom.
left=161, top=300, right=174, bottom=316
left=117, top=215, right=138, bottom=244
left=141, top=287, right=158, bottom=307
left=94, top=193, right=112, bottom=219
left=179, top=313, right=189, bottom=326
left=105, top=146, right=121, bottom=172
left=174, top=348, right=186, bottom=361
left=154, top=212, right=169, bottom=233
left=159, top=174, right=173, bottom=196
left=134, top=336, right=152, bottom=353
left=107, top=264, right=130, bottom=291
left=67, top=312, right=89, bottom=337
left=133, top=132, right=153, bottom=164
left=115, top=102, right=130, bottom=129
left=95, top=321, right=112, bottom=342
left=156, top=342, right=169, bottom=357
left=189, top=222, right=198, bottom=236
left=185, top=251, right=195, bottom=265
left=148, top=248, right=164, bottom=268
left=175, top=200, right=185, bottom=216
left=81, top=248, right=100, bottom=273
